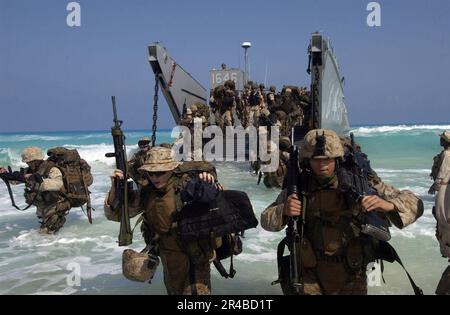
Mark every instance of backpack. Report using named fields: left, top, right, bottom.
left=47, top=147, right=94, bottom=218
left=175, top=177, right=258, bottom=278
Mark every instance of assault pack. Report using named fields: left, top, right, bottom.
left=46, top=147, right=94, bottom=223
left=175, top=175, right=259, bottom=279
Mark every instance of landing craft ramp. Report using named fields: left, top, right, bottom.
left=147, top=32, right=350, bottom=137
left=309, top=33, right=350, bottom=135
left=148, top=44, right=207, bottom=125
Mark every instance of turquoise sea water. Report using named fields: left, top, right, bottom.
left=0, top=124, right=449, bottom=295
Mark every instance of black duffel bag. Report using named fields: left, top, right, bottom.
left=176, top=178, right=258, bottom=241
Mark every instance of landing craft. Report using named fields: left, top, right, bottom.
left=147, top=32, right=350, bottom=154
left=147, top=32, right=350, bottom=135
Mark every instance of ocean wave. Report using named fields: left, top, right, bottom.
left=352, top=124, right=450, bottom=137
left=0, top=135, right=71, bottom=142
left=63, top=143, right=138, bottom=166
left=375, top=168, right=430, bottom=174
left=0, top=143, right=139, bottom=168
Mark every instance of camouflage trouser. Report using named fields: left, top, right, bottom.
left=36, top=199, right=71, bottom=233
left=159, top=233, right=211, bottom=295
left=281, top=265, right=367, bottom=295
left=215, top=110, right=233, bottom=130
left=247, top=107, right=260, bottom=127
left=436, top=265, right=450, bottom=295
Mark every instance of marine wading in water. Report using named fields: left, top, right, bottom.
left=428, top=130, right=450, bottom=295
left=261, top=129, right=425, bottom=295
left=105, top=146, right=258, bottom=295
left=0, top=146, right=93, bottom=234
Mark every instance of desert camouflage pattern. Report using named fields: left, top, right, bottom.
left=22, top=162, right=69, bottom=233
left=441, top=131, right=450, bottom=143
left=138, top=146, right=181, bottom=173
left=299, top=129, right=345, bottom=160
left=430, top=148, right=450, bottom=192
left=436, top=265, right=450, bottom=295
left=261, top=176, right=424, bottom=232
left=21, top=147, right=44, bottom=163
left=104, top=160, right=216, bottom=295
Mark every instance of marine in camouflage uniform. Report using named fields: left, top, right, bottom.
left=0, top=147, right=70, bottom=234
left=247, top=83, right=264, bottom=127
left=262, top=136, right=291, bottom=189
left=266, top=85, right=279, bottom=113
left=127, top=137, right=152, bottom=187
left=105, top=147, right=219, bottom=295
left=261, top=129, right=424, bottom=295
left=428, top=131, right=450, bottom=295
left=180, top=108, right=193, bottom=127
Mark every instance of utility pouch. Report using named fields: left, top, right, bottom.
left=300, top=238, right=317, bottom=268
left=321, top=226, right=343, bottom=256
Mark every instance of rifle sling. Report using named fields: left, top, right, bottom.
left=378, top=241, right=424, bottom=296
left=1, top=178, right=34, bottom=211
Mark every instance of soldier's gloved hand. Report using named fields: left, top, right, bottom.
left=111, top=169, right=125, bottom=181
left=283, top=194, right=301, bottom=217
left=361, top=195, right=395, bottom=213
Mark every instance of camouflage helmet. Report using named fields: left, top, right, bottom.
left=21, top=147, right=44, bottom=163
left=122, top=249, right=159, bottom=282
left=440, top=131, right=450, bottom=143
left=259, top=83, right=265, bottom=89
left=269, top=85, right=276, bottom=93
left=190, top=105, right=198, bottom=112
left=224, top=80, right=236, bottom=90
left=279, top=136, right=292, bottom=151
left=299, top=129, right=344, bottom=160
left=138, top=146, right=181, bottom=172
left=138, top=136, right=151, bottom=144
left=138, top=137, right=151, bottom=147
left=275, top=110, right=287, bottom=121
left=260, top=108, right=270, bottom=117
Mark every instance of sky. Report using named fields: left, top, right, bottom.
left=0, top=0, right=449, bottom=132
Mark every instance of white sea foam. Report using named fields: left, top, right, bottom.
left=0, top=135, right=70, bottom=142
left=352, top=124, right=450, bottom=137
left=375, top=168, right=430, bottom=174
left=63, top=143, right=139, bottom=166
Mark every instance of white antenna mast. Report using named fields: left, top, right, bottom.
left=264, top=57, right=268, bottom=87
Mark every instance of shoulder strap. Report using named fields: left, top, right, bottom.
left=38, top=161, right=55, bottom=177
left=271, top=237, right=289, bottom=285
left=377, top=241, right=423, bottom=295
left=1, top=178, right=34, bottom=211
left=212, top=235, right=239, bottom=279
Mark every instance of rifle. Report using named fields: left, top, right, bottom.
left=0, top=166, right=26, bottom=183
left=338, top=133, right=390, bottom=242
left=285, top=125, right=309, bottom=293
left=105, top=96, right=133, bottom=246
left=338, top=133, right=375, bottom=201
left=0, top=167, right=39, bottom=211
